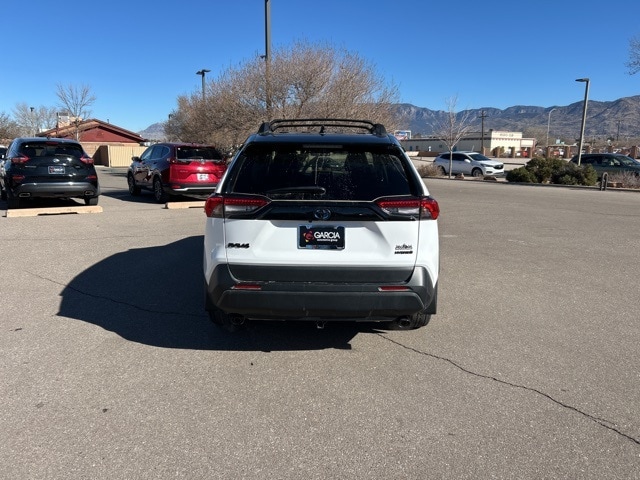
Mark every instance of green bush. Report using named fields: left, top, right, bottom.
left=525, top=157, right=567, bottom=183
left=551, top=162, right=597, bottom=186
left=506, top=167, right=536, bottom=183
left=506, top=157, right=597, bottom=186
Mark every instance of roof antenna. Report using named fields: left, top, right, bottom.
left=319, top=125, right=325, bottom=134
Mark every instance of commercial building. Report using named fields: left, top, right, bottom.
left=400, top=129, right=536, bottom=158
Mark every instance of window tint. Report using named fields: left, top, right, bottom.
left=140, top=147, right=154, bottom=161
left=20, top=141, right=82, bottom=158
left=227, top=145, right=414, bottom=200
left=176, top=146, right=223, bottom=160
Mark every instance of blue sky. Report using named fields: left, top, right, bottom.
left=2, top=0, right=639, bottom=133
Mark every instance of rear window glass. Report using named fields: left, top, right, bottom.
left=226, top=144, right=415, bottom=200
left=176, top=146, right=223, bottom=160
left=20, top=142, right=83, bottom=158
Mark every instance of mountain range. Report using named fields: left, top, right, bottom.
left=138, top=95, right=640, bottom=143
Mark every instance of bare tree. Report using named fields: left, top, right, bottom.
left=626, top=35, right=640, bottom=75
left=56, top=83, right=96, bottom=139
left=0, top=112, right=21, bottom=142
left=166, top=40, right=400, bottom=149
left=12, top=103, right=58, bottom=136
left=432, top=96, right=474, bottom=178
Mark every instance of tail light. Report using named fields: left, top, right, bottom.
left=376, top=196, right=439, bottom=220
left=80, top=154, right=94, bottom=165
left=10, top=155, right=29, bottom=165
left=204, top=194, right=270, bottom=218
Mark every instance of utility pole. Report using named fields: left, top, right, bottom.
left=478, top=110, right=488, bottom=154
left=264, top=0, right=272, bottom=120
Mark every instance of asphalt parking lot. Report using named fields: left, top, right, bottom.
left=1, top=167, right=639, bottom=479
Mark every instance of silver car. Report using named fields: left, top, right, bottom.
left=434, top=151, right=505, bottom=177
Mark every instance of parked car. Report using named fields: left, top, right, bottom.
left=127, top=142, right=227, bottom=203
left=0, top=137, right=100, bottom=209
left=434, top=151, right=505, bottom=177
left=570, top=153, right=640, bottom=178
left=203, top=118, right=440, bottom=330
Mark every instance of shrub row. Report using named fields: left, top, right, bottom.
left=506, top=157, right=597, bottom=186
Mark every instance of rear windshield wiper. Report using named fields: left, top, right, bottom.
left=266, top=186, right=326, bottom=195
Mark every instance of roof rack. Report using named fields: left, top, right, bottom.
left=257, top=118, right=388, bottom=137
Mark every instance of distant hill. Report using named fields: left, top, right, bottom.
left=394, top=95, right=640, bottom=140
left=138, top=95, right=640, bottom=142
left=138, top=122, right=166, bottom=141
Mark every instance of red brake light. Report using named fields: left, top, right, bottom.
left=376, top=197, right=439, bottom=220
left=204, top=196, right=224, bottom=217
left=420, top=197, right=440, bottom=220
left=204, top=195, right=270, bottom=217
left=80, top=154, right=94, bottom=165
left=10, top=155, right=29, bottom=164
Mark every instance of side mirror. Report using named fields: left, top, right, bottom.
left=132, top=156, right=141, bottom=162
left=464, top=159, right=471, bottom=163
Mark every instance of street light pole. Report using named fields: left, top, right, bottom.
left=264, top=0, right=272, bottom=120
left=575, top=78, right=590, bottom=166
left=478, top=110, right=487, bottom=154
left=546, top=108, right=556, bottom=150
left=196, top=69, right=210, bottom=101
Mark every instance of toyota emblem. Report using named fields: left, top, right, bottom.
left=314, top=208, right=331, bottom=221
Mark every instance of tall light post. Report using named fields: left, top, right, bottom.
left=30, top=106, right=35, bottom=136
left=196, top=69, right=210, bottom=101
left=478, top=110, right=488, bottom=154
left=264, top=0, right=272, bottom=120
left=546, top=108, right=556, bottom=150
left=575, top=78, right=590, bottom=166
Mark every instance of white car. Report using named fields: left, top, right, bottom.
left=434, top=151, right=505, bottom=177
left=203, top=119, right=440, bottom=330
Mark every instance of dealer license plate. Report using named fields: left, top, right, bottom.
left=196, top=173, right=209, bottom=181
left=48, top=166, right=65, bottom=174
left=298, top=225, right=345, bottom=250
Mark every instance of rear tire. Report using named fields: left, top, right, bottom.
left=153, top=177, right=167, bottom=203
left=84, top=196, right=99, bottom=206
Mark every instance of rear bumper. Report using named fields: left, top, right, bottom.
left=10, top=182, right=100, bottom=198
left=166, top=183, right=218, bottom=196
left=205, top=265, right=437, bottom=320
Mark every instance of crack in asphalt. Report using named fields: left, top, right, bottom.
left=27, top=270, right=640, bottom=446
left=379, top=334, right=640, bottom=446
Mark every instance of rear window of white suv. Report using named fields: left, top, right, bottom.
left=227, top=144, right=414, bottom=201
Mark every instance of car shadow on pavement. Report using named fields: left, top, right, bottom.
left=57, top=235, right=375, bottom=351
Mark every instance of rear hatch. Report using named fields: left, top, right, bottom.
left=18, top=141, right=94, bottom=182
left=220, top=143, right=426, bottom=284
left=170, top=145, right=226, bottom=184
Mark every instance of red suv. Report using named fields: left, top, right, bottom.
left=127, top=142, right=227, bottom=203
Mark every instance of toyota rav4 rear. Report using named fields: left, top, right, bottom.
left=203, top=119, right=440, bottom=330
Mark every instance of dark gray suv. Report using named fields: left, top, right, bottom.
left=0, top=137, right=100, bottom=209
left=570, top=153, right=640, bottom=178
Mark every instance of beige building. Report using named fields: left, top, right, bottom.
left=401, top=129, right=536, bottom=158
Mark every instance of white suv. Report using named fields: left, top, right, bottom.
left=434, top=151, right=504, bottom=177
left=203, top=119, right=440, bottom=330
